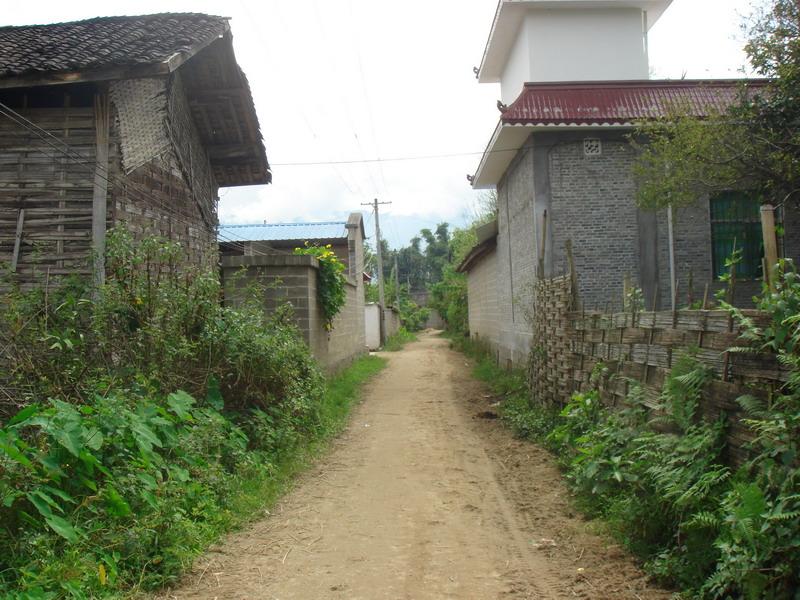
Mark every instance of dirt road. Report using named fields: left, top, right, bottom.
left=165, top=332, right=669, bottom=599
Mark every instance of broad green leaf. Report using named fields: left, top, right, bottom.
left=52, top=423, right=83, bottom=457
left=136, top=472, right=158, bottom=490
left=167, top=390, right=196, bottom=421
left=42, top=485, right=74, bottom=505
left=104, top=487, right=131, bottom=517
left=170, top=466, right=190, bottom=482
left=206, top=377, right=224, bottom=411
left=130, top=417, right=162, bottom=453
left=45, top=514, right=79, bottom=543
left=26, top=490, right=58, bottom=518
left=0, top=437, right=34, bottom=470
left=83, top=427, right=104, bottom=451
left=37, top=454, right=65, bottom=478
left=8, top=403, right=40, bottom=426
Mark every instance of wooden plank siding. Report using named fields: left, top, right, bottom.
left=0, top=78, right=221, bottom=289
left=0, top=105, right=96, bottom=287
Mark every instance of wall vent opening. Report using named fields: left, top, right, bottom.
left=583, top=138, right=602, bottom=157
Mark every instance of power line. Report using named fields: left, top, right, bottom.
left=270, top=148, right=519, bottom=167
left=0, top=102, right=225, bottom=239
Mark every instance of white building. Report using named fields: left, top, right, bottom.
left=478, top=0, right=672, bottom=104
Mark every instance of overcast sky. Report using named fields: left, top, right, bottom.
left=7, top=0, right=759, bottom=248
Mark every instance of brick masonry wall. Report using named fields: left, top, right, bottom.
left=109, top=77, right=219, bottom=268
left=496, top=144, right=537, bottom=367
left=220, top=254, right=366, bottom=373
left=466, top=246, right=500, bottom=352
left=548, top=138, right=641, bottom=310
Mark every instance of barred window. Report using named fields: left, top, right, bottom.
left=710, top=191, right=764, bottom=279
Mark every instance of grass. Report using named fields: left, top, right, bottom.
left=383, top=327, right=417, bottom=351
left=447, top=333, right=560, bottom=443
left=212, top=354, right=387, bottom=525
left=148, top=354, right=388, bottom=596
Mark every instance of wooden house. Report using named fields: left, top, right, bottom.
left=0, top=14, right=270, bottom=287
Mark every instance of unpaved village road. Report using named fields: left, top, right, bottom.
left=165, top=332, right=670, bottom=600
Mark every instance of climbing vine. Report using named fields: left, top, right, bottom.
left=294, top=244, right=347, bottom=330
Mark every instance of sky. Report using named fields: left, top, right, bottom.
left=5, top=0, right=760, bottom=248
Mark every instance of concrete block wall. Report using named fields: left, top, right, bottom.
left=466, top=246, right=500, bottom=352
left=495, top=143, right=537, bottom=367
left=326, top=280, right=366, bottom=372
left=220, top=254, right=366, bottom=373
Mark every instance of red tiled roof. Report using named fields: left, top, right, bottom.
left=501, top=80, right=769, bottom=127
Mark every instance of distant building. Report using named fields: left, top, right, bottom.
left=0, top=14, right=269, bottom=288
left=464, top=0, right=798, bottom=366
left=219, top=214, right=367, bottom=372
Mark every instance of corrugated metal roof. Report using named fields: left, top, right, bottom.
left=501, top=80, right=768, bottom=126
left=218, top=222, right=348, bottom=242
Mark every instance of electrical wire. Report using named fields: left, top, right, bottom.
left=269, top=147, right=519, bottom=167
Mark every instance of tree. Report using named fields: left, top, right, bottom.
left=633, top=0, right=800, bottom=211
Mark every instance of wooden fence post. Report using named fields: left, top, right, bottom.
left=760, top=204, right=779, bottom=292
left=10, top=208, right=25, bottom=273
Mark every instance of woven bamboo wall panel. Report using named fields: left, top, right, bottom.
left=566, top=308, right=782, bottom=464
left=529, top=274, right=574, bottom=406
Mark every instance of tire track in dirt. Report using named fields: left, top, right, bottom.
left=160, top=332, right=670, bottom=599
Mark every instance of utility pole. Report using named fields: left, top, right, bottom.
left=394, top=255, right=400, bottom=307
left=361, top=198, right=391, bottom=308
left=362, top=198, right=391, bottom=341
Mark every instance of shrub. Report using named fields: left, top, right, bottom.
left=0, top=228, right=339, bottom=596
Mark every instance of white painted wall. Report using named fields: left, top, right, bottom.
left=498, top=7, right=650, bottom=104
left=501, top=22, right=531, bottom=105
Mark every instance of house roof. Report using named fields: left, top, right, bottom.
left=0, top=14, right=270, bottom=187
left=0, top=14, right=228, bottom=78
left=456, top=220, right=498, bottom=273
left=218, top=222, right=350, bottom=243
left=501, top=80, right=763, bottom=126
left=472, top=79, right=768, bottom=188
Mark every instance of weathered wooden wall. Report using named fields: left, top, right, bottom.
left=0, top=78, right=219, bottom=287
left=0, top=104, right=96, bottom=287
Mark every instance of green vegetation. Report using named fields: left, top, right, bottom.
left=364, top=192, right=496, bottom=335
left=457, top=267, right=800, bottom=598
left=0, top=229, right=386, bottom=598
left=293, top=243, right=347, bottom=330
left=633, top=0, right=800, bottom=210
left=383, top=328, right=417, bottom=352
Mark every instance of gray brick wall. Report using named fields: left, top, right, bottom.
left=548, top=137, right=641, bottom=310
left=495, top=143, right=536, bottom=367
left=467, top=247, right=500, bottom=352
left=476, top=130, right=800, bottom=369
left=220, top=246, right=366, bottom=373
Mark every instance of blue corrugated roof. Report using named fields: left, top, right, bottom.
left=218, top=221, right=348, bottom=242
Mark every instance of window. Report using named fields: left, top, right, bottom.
left=710, top=191, right=764, bottom=279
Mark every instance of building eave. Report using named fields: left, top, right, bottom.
left=471, top=121, right=633, bottom=189
left=477, top=0, right=673, bottom=82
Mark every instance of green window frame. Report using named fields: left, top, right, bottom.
left=710, top=191, right=764, bottom=280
